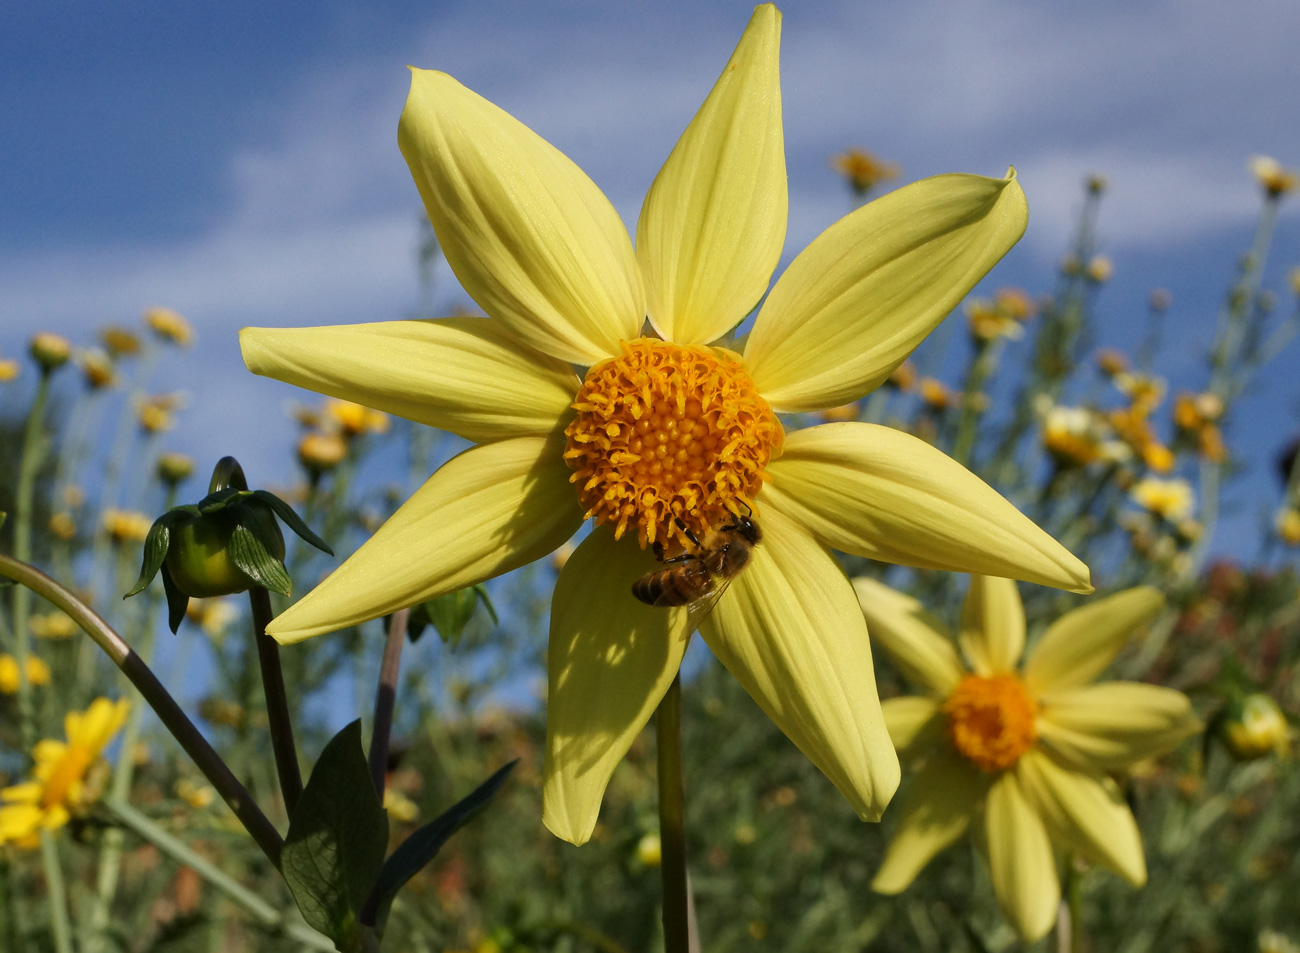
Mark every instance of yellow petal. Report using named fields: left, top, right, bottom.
left=1023, top=587, right=1164, bottom=693
left=744, top=170, right=1027, bottom=411
left=959, top=575, right=1025, bottom=676
left=241, top=319, right=578, bottom=444
left=853, top=576, right=965, bottom=696
left=700, top=506, right=899, bottom=821
left=881, top=697, right=944, bottom=757
left=544, top=530, right=690, bottom=845
left=636, top=5, right=786, bottom=345
left=1016, top=748, right=1146, bottom=886
left=1038, top=682, right=1201, bottom=770
left=0, top=803, right=44, bottom=844
left=399, top=69, right=643, bottom=364
left=765, top=423, right=1091, bottom=592
left=984, top=770, right=1060, bottom=943
left=872, top=752, right=984, bottom=894
left=266, top=437, right=583, bottom=643
left=1, top=783, right=43, bottom=806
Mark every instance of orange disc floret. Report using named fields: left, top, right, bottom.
left=564, top=339, right=783, bottom=553
left=943, top=674, right=1039, bottom=772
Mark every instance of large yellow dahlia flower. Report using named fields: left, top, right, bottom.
left=240, top=5, right=1089, bottom=845
left=855, top=575, right=1199, bottom=942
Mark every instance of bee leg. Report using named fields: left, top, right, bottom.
left=675, top=517, right=701, bottom=550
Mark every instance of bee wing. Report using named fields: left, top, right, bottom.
left=680, top=573, right=735, bottom=641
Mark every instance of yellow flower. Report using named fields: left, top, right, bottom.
left=0, top=698, right=130, bottom=847
left=830, top=147, right=899, bottom=197
left=324, top=397, right=390, bottom=437
left=100, top=325, right=142, bottom=357
left=856, top=576, right=1199, bottom=942
left=176, top=779, right=216, bottom=809
left=0, top=356, right=20, bottom=382
left=185, top=598, right=241, bottom=637
left=30, top=611, right=79, bottom=640
left=137, top=392, right=185, bottom=434
left=1222, top=693, right=1290, bottom=760
left=78, top=348, right=116, bottom=390
left=240, top=5, right=1088, bottom=845
left=1250, top=155, right=1297, bottom=199
left=1085, top=255, right=1114, bottom=284
left=384, top=788, right=420, bottom=823
left=636, top=832, right=663, bottom=867
left=144, top=307, right=194, bottom=347
left=0, top=655, right=51, bottom=694
left=1041, top=404, right=1107, bottom=468
left=1132, top=477, right=1195, bottom=523
left=1277, top=508, right=1300, bottom=546
left=104, top=508, right=153, bottom=545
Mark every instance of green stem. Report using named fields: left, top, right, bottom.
left=12, top=370, right=52, bottom=750
left=251, top=587, right=303, bottom=814
left=39, top=832, right=73, bottom=953
left=0, top=554, right=284, bottom=866
left=656, top=674, right=690, bottom=953
left=101, top=797, right=332, bottom=950
left=369, top=608, right=409, bottom=797
left=953, top=339, right=999, bottom=467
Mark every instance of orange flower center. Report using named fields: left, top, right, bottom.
left=943, top=674, right=1039, bottom=772
left=42, top=747, right=94, bottom=809
left=564, top=339, right=782, bottom=552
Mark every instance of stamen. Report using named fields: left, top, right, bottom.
left=564, top=339, right=782, bottom=552
left=943, top=673, right=1038, bottom=772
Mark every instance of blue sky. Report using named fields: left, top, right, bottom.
left=3, top=0, right=1299, bottom=563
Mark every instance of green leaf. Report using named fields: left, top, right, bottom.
left=228, top=522, right=292, bottom=596
left=363, top=760, right=517, bottom=929
left=252, top=489, right=335, bottom=556
left=124, top=512, right=181, bottom=598
left=409, top=585, right=497, bottom=646
left=160, top=566, right=190, bottom=635
left=282, top=721, right=389, bottom=951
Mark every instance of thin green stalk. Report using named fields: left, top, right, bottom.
left=102, top=797, right=332, bottom=951
left=39, top=832, right=72, bottom=953
left=656, top=673, right=690, bottom=953
left=251, top=587, right=304, bottom=814
left=11, top=369, right=53, bottom=750
left=952, top=339, right=1000, bottom=467
left=0, top=554, right=285, bottom=866
left=369, top=608, right=409, bottom=797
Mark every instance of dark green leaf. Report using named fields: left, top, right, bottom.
left=411, top=586, right=494, bottom=647
left=363, top=760, right=517, bottom=928
left=252, top=489, right=335, bottom=556
left=282, top=721, right=389, bottom=950
left=160, top=567, right=189, bottom=635
left=228, top=523, right=292, bottom=595
left=124, top=512, right=181, bottom=598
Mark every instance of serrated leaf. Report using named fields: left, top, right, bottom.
left=228, top=523, right=292, bottom=595
left=124, top=512, right=180, bottom=598
left=363, top=760, right=517, bottom=929
left=252, top=489, right=335, bottom=556
left=160, top=566, right=189, bottom=635
left=282, top=721, right=388, bottom=951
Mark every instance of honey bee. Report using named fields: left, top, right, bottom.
left=632, top=509, right=762, bottom=636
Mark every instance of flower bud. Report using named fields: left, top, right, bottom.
left=144, top=307, right=194, bottom=347
left=29, top=333, right=71, bottom=372
left=0, top=356, right=20, bottom=382
left=1222, top=693, right=1290, bottom=760
left=157, top=452, right=195, bottom=486
left=298, top=431, right=348, bottom=475
left=100, top=326, right=141, bottom=358
left=164, top=508, right=286, bottom=599
left=636, top=832, right=662, bottom=867
left=78, top=349, right=116, bottom=389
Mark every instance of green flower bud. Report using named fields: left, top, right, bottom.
left=125, top=457, right=332, bottom=633
left=156, top=452, right=195, bottom=486
left=1221, top=693, right=1290, bottom=761
left=29, top=332, right=71, bottom=372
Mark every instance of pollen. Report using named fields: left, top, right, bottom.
left=943, top=673, right=1039, bottom=772
left=564, top=339, right=783, bottom=552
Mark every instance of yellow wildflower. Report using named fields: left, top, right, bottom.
left=30, top=611, right=79, bottom=640
left=1094, top=347, right=1129, bottom=377
left=993, top=287, right=1036, bottom=323
left=965, top=298, right=1023, bottom=342
left=636, top=832, right=663, bottom=867
left=176, top=779, right=216, bottom=810
left=1277, top=508, right=1300, bottom=546
left=1132, top=477, right=1195, bottom=523
left=298, top=431, right=350, bottom=475
left=1041, top=405, right=1106, bottom=468
left=0, top=655, right=51, bottom=694
left=918, top=376, right=958, bottom=411
left=48, top=512, right=77, bottom=541
left=384, top=788, right=420, bottom=823
left=886, top=359, right=917, bottom=392
left=324, top=397, right=390, bottom=437
left=30, top=333, right=71, bottom=372
left=0, top=698, right=130, bottom=847
left=78, top=349, right=116, bottom=390
left=144, top=307, right=194, bottom=347
left=104, top=508, right=153, bottom=545
left=100, top=325, right=142, bottom=357
left=830, top=147, right=899, bottom=197
left=1250, top=156, right=1297, bottom=199
left=818, top=402, right=859, bottom=423
left=857, top=576, right=1198, bottom=942
left=241, top=5, right=1087, bottom=844
left=1223, top=694, right=1290, bottom=760
left=137, top=393, right=184, bottom=434
left=0, top=356, right=21, bottom=382
left=1085, top=255, right=1114, bottom=284
left=185, top=599, right=240, bottom=637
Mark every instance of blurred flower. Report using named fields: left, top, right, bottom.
left=48, top=512, right=77, bottom=541
left=157, top=452, right=195, bottom=486
left=1132, top=477, right=1195, bottom=523
left=858, top=576, right=1198, bottom=942
left=175, top=779, right=216, bottom=810
left=30, top=332, right=71, bottom=372
left=918, top=376, right=957, bottom=411
left=886, top=359, right=917, bottom=392
left=1085, top=173, right=1107, bottom=195
left=1173, top=392, right=1227, bottom=463
left=100, top=326, right=142, bottom=358
left=1041, top=405, right=1107, bottom=469
left=1221, top=693, right=1290, bottom=760
left=1085, top=255, right=1114, bottom=284
left=636, top=832, right=662, bottom=867
left=1250, top=156, right=1297, bottom=199
left=994, top=287, right=1036, bottom=323
left=137, top=393, right=185, bottom=434
left=144, top=307, right=194, bottom=347
left=1149, top=288, right=1172, bottom=311
left=30, top=611, right=78, bottom=640
left=104, top=508, right=153, bottom=545
left=383, top=788, right=420, bottom=823
left=1260, top=929, right=1300, bottom=953
left=240, top=5, right=1088, bottom=846
left=1060, top=254, right=1082, bottom=277
left=0, top=698, right=130, bottom=848
left=0, top=655, right=51, bottom=694
left=78, top=349, right=116, bottom=390
left=966, top=298, right=1022, bottom=342
left=1114, top=371, right=1166, bottom=412
left=831, top=147, right=899, bottom=197
left=1094, top=348, right=1129, bottom=378
left=1289, top=268, right=1300, bottom=299
left=819, top=401, right=859, bottom=423
left=1276, top=508, right=1300, bottom=546
left=297, top=431, right=349, bottom=476
left=185, top=599, right=240, bottom=637
left=325, top=398, right=390, bottom=437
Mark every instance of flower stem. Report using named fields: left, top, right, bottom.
left=369, top=608, right=409, bottom=798
left=250, top=586, right=304, bottom=814
left=656, top=673, right=691, bottom=953
left=11, top=369, right=53, bottom=751
left=0, top=554, right=285, bottom=866
left=39, top=832, right=72, bottom=953
left=101, top=796, right=333, bottom=950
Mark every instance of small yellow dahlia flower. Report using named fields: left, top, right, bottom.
left=0, top=698, right=130, bottom=848
left=241, top=5, right=1088, bottom=844
left=856, top=576, right=1199, bottom=942
left=0, top=654, right=51, bottom=694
